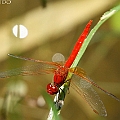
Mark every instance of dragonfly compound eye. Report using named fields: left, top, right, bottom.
left=47, top=83, right=58, bottom=95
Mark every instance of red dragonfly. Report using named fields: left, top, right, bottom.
left=0, top=20, right=119, bottom=116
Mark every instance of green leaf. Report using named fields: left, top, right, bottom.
left=42, top=90, right=61, bottom=120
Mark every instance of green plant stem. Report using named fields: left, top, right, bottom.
left=47, top=4, right=120, bottom=120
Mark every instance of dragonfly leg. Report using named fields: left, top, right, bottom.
left=54, top=89, right=64, bottom=111
left=59, top=87, right=65, bottom=97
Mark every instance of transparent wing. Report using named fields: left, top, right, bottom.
left=0, top=62, right=58, bottom=78
left=68, top=67, right=107, bottom=116
left=71, top=75, right=107, bottom=116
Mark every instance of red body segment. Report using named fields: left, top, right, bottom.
left=53, top=66, right=68, bottom=85
left=65, top=20, right=92, bottom=68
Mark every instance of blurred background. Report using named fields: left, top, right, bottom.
left=0, top=0, right=120, bottom=120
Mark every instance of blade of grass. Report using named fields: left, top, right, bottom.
left=42, top=90, right=60, bottom=120
left=47, top=4, right=120, bottom=120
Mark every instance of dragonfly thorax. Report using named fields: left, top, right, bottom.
left=47, top=66, right=68, bottom=95
left=54, top=66, right=68, bottom=85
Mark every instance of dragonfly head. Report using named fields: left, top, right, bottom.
left=47, top=83, right=59, bottom=95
